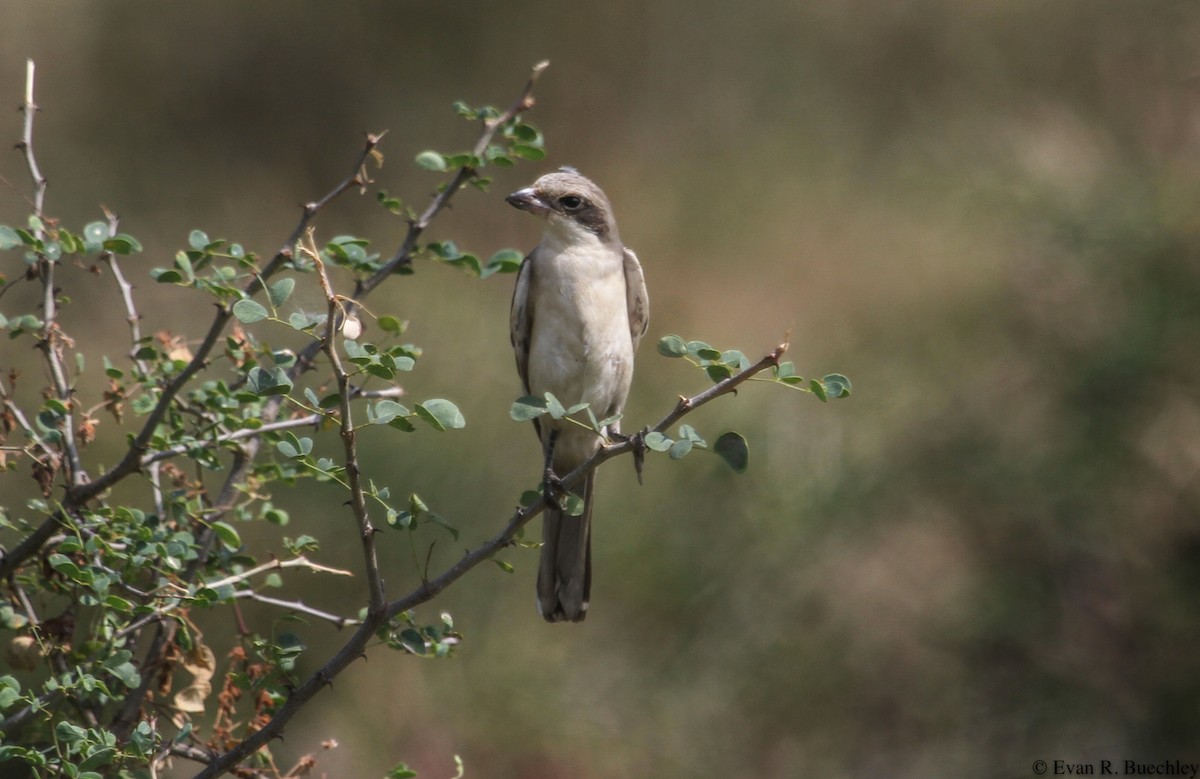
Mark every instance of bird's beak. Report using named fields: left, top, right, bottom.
left=506, top=187, right=550, bottom=216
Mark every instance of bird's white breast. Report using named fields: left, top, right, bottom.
left=527, top=234, right=634, bottom=458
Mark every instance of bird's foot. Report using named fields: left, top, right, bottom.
left=542, top=467, right=567, bottom=509
left=609, top=427, right=649, bottom=486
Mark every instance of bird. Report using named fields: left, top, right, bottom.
left=507, top=167, right=649, bottom=622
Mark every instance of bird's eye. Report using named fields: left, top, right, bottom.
left=559, top=195, right=584, bottom=210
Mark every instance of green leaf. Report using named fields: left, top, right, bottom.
left=810, top=379, right=828, bottom=402
left=378, top=315, right=405, bottom=334
left=510, top=123, right=541, bottom=143
left=657, top=334, right=688, bottom=358
left=386, top=761, right=419, bottom=778
left=720, top=350, right=750, bottom=370
left=544, top=392, right=567, bottom=419
left=510, top=395, right=548, bottom=421
left=105, top=594, right=134, bottom=612
left=563, top=493, right=586, bottom=517
left=706, top=364, right=733, bottom=383
left=644, top=431, right=673, bottom=452
left=104, top=234, right=143, bottom=254
left=268, top=277, right=295, bottom=308
left=822, top=373, right=852, bottom=399
left=247, top=366, right=293, bottom=396
left=482, top=248, right=524, bottom=277
left=232, top=299, right=269, bottom=323
left=511, top=144, right=546, bottom=161
left=714, top=432, right=749, bottom=474
left=371, top=400, right=409, bottom=424
left=493, top=559, right=514, bottom=573
left=0, top=676, right=21, bottom=709
left=668, top=439, right=694, bottom=459
left=415, top=151, right=447, bottom=172
left=0, top=225, right=23, bottom=250
left=212, top=521, right=242, bottom=550
left=678, top=424, right=706, bottom=447
left=188, top=229, right=210, bottom=250
left=416, top=399, right=465, bottom=431
left=150, top=268, right=184, bottom=283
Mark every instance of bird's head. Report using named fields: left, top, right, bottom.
left=506, top=167, right=619, bottom=244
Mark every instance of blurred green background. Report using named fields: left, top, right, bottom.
left=3, top=1, right=1200, bottom=776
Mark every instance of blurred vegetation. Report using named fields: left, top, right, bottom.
left=2, top=1, right=1199, bottom=777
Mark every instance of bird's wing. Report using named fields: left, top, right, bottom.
left=509, top=251, right=535, bottom=395
left=623, top=247, right=650, bottom=350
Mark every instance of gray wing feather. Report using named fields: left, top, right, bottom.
left=622, top=247, right=650, bottom=350
left=509, top=252, right=535, bottom=395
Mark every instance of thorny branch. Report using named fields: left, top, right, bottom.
left=311, top=240, right=388, bottom=616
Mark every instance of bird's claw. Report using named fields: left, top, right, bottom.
left=542, top=468, right=566, bottom=508
left=609, top=427, right=649, bottom=486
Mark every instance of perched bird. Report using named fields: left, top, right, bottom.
left=507, top=167, right=649, bottom=622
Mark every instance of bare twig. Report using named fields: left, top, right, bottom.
left=18, top=60, right=46, bottom=216
left=233, top=590, right=360, bottom=629
left=190, top=340, right=786, bottom=779
left=203, top=555, right=352, bottom=591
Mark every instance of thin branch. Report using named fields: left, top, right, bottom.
left=189, top=340, right=785, bottom=779
left=138, top=413, right=323, bottom=468
left=233, top=590, right=360, bottom=629
left=18, top=60, right=46, bottom=216
left=18, top=59, right=86, bottom=492
left=0, top=375, right=55, bottom=460
left=101, top=208, right=149, bottom=370
left=248, top=131, right=386, bottom=297
left=312, top=243, right=386, bottom=615
left=203, top=555, right=352, bottom=591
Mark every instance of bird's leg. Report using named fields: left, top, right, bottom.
left=542, top=429, right=566, bottom=507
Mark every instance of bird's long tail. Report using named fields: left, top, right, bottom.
left=537, top=471, right=593, bottom=622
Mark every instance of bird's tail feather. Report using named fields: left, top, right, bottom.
left=537, top=472, right=593, bottom=622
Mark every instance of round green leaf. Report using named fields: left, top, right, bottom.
left=0, top=225, right=23, bottom=250
left=378, top=315, right=405, bottom=334
left=823, top=373, right=852, bottom=399
left=714, top=431, right=749, bottom=474
left=416, top=399, right=465, bottom=430
left=232, top=299, right=269, bottom=324
left=510, top=396, right=548, bottom=421
left=415, top=151, right=448, bottom=172
left=83, top=221, right=108, bottom=243
left=188, top=229, right=210, bottom=250
left=657, top=335, right=688, bottom=358
left=268, top=277, right=295, bottom=308
left=644, top=431, right=673, bottom=452
left=668, top=438, right=694, bottom=459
